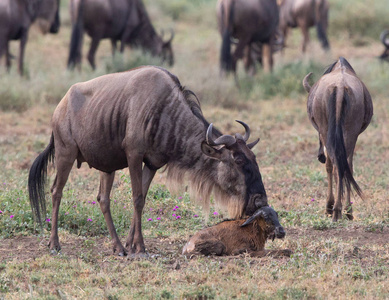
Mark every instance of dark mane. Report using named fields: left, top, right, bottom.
left=323, top=57, right=356, bottom=75
left=322, top=61, right=337, bottom=75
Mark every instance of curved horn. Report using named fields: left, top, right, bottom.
left=303, top=72, right=313, bottom=93
left=206, top=124, right=236, bottom=147
left=380, top=30, right=389, bottom=47
left=247, top=138, right=260, bottom=149
left=240, top=209, right=266, bottom=227
left=235, top=120, right=250, bottom=142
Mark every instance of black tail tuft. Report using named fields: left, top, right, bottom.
left=316, top=22, right=330, bottom=50
left=67, top=0, right=84, bottom=69
left=326, top=89, right=362, bottom=198
left=28, top=133, right=55, bottom=226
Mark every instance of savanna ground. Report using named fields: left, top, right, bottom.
left=0, top=0, right=389, bottom=299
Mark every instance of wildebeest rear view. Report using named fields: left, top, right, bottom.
left=216, top=0, right=279, bottom=76
left=28, top=66, right=268, bottom=256
left=303, top=57, right=373, bottom=222
left=0, top=0, right=60, bottom=75
left=67, top=0, right=174, bottom=70
left=279, top=0, right=330, bottom=53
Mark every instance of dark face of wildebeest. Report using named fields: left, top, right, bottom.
left=241, top=206, right=285, bottom=239
left=202, top=122, right=268, bottom=217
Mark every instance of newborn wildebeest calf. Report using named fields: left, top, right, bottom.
left=183, top=206, right=291, bottom=257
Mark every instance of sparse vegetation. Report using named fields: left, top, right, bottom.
left=0, top=0, right=388, bottom=299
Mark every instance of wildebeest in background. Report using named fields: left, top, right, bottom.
left=379, top=30, right=389, bottom=60
left=28, top=66, right=268, bottom=256
left=0, top=0, right=60, bottom=75
left=67, top=0, right=174, bottom=70
left=279, top=0, right=330, bottom=53
left=303, top=57, right=373, bottom=222
left=182, top=206, right=291, bottom=257
left=216, top=0, right=279, bottom=77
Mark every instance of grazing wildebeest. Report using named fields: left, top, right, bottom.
left=28, top=66, right=268, bottom=256
left=379, top=30, right=389, bottom=60
left=303, top=57, right=373, bottom=222
left=67, top=0, right=174, bottom=70
left=0, top=0, right=60, bottom=75
left=279, top=0, right=330, bottom=53
left=183, top=206, right=291, bottom=257
left=216, top=0, right=279, bottom=76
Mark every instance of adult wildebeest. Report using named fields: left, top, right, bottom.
left=216, top=0, right=279, bottom=76
left=379, top=30, right=389, bottom=60
left=183, top=206, right=291, bottom=257
left=278, top=0, right=330, bottom=53
left=0, top=0, right=60, bottom=75
left=303, top=57, right=373, bottom=222
left=28, top=66, right=268, bottom=257
left=67, top=0, right=174, bottom=70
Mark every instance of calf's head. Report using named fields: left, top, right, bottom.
left=201, top=121, right=268, bottom=218
left=241, top=206, right=285, bottom=239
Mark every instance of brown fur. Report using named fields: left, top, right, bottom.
left=182, top=213, right=290, bottom=257
left=0, top=0, right=60, bottom=75
left=303, top=57, right=373, bottom=222
left=28, top=66, right=268, bottom=256
left=216, top=0, right=279, bottom=76
left=67, top=0, right=174, bottom=70
left=279, top=0, right=329, bottom=52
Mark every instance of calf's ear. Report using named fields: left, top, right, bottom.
left=201, top=141, right=223, bottom=160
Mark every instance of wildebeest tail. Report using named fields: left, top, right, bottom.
left=67, top=0, right=84, bottom=69
left=326, top=88, right=362, bottom=198
left=220, top=0, right=234, bottom=72
left=315, top=0, right=330, bottom=50
left=28, top=133, right=55, bottom=226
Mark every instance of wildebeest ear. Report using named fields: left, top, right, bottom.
left=201, top=141, right=223, bottom=160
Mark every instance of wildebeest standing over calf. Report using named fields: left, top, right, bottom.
left=279, top=0, right=330, bottom=53
left=183, top=206, right=291, bottom=257
left=216, top=0, right=279, bottom=76
left=67, top=0, right=174, bottom=70
left=379, top=30, right=389, bottom=60
left=0, top=0, right=60, bottom=75
left=303, top=57, right=373, bottom=222
left=28, top=66, right=269, bottom=256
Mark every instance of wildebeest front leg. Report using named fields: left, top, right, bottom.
left=49, top=160, right=74, bottom=253
left=325, top=156, right=335, bottom=216
left=97, top=171, right=126, bottom=256
left=87, top=35, right=102, bottom=70
left=125, top=159, right=156, bottom=256
left=232, top=37, right=251, bottom=77
left=18, top=29, right=28, bottom=76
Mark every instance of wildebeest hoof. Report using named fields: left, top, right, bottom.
left=50, top=249, right=61, bottom=256
left=129, top=252, right=149, bottom=260
left=118, top=250, right=127, bottom=257
left=345, top=213, right=354, bottom=221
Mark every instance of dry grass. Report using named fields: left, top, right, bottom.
left=0, top=0, right=389, bottom=299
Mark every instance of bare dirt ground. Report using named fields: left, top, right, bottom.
left=1, top=226, right=387, bottom=264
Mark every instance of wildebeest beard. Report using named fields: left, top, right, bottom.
left=243, top=159, right=268, bottom=216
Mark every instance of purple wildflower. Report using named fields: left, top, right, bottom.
left=213, top=212, right=219, bottom=216
left=172, top=213, right=176, bottom=217
left=193, top=214, right=199, bottom=218
left=156, top=217, right=161, bottom=220
left=65, top=212, right=69, bottom=215
left=173, top=208, right=176, bottom=211
left=311, top=198, right=315, bottom=202
left=175, top=205, right=179, bottom=209
left=73, top=205, right=77, bottom=208
left=350, top=201, right=353, bottom=205
left=46, top=218, right=51, bottom=222
left=0, top=210, right=3, bottom=214
left=92, top=201, right=96, bottom=205
left=178, top=197, right=183, bottom=200
left=87, top=218, right=92, bottom=222
left=148, top=218, right=153, bottom=221
left=176, top=216, right=181, bottom=219
left=10, top=215, right=14, bottom=219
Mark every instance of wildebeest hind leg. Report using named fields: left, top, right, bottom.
left=345, top=156, right=354, bottom=220
left=87, top=36, right=102, bottom=70
left=125, top=157, right=155, bottom=256
left=325, top=157, right=335, bottom=216
left=97, top=171, right=127, bottom=256
left=49, top=159, right=74, bottom=253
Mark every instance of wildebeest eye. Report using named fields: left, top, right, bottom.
left=233, top=154, right=245, bottom=165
